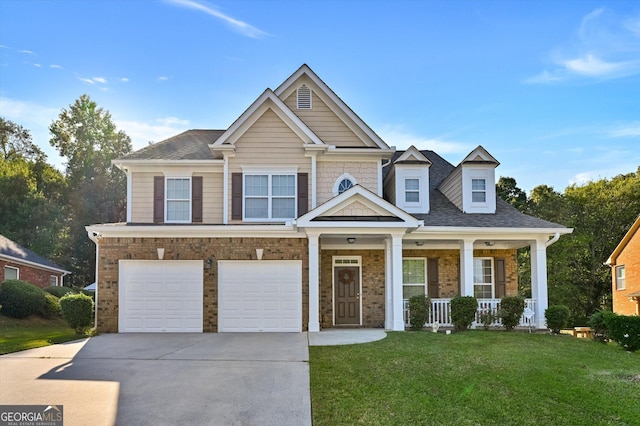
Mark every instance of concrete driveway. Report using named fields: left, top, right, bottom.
left=0, top=333, right=311, bottom=426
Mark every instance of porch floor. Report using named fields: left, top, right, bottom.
left=307, top=329, right=387, bottom=346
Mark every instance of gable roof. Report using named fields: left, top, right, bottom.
left=117, top=130, right=225, bottom=161
left=394, top=145, right=431, bottom=164
left=274, top=64, right=391, bottom=150
left=607, top=214, right=640, bottom=265
left=461, top=145, right=500, bottom=166
left=0, top=234, right=70, bottom=274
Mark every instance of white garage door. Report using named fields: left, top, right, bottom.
left=218, top=260, right=302, bottom=332
left=119, top=260, right=203, bottom=332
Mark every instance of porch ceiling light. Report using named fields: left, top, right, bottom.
left=415, top=241, right=424, bottom=246
left=484, top=241, right=495, bottom=247
left=347, top=237, right=356, bottom=244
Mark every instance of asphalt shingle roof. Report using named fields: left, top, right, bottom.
left=118, top=130, right=225, bottom=160
left=0, top=234, right=69, bottom=272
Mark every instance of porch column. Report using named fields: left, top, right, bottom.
left=531, top=238, right=549, bottom=329
left=308, top=234, right=320, bottom=332
left=391, top=233, right=405, bottom=331
left=460, top=239, right=475, bottom=297
left=384, top=237, right=393, bottom=329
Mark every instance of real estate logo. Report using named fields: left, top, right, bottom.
left=0, top=405, right=63, bottom=426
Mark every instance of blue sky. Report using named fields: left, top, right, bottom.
left=1, top=0, right=639, bottom=192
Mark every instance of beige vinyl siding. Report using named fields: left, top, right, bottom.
left=284, top=91, right=366, bottom=147
left=332, top=201, right=380, bottom=217
left=438, top=167, right=463, bottom=209
left=202, top=172, right=223, bottom=223
left=131, top=172, right=154, bottom=223
left=228, top=108, right=311, bottom=222
left=316, top=161, right=379, bottom=205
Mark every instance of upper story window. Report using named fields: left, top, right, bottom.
left=473, top=257, right=494, bottom=298
left=166, top=177, right=191, bottom=222
left=402, top=258, right=427, bottom=299
left=244, top=173, right=296, bottom=220
left=616, top=266, right=626, bottom=290
left=405, top=178, right=420, bottom=203
left=471, top=178, right=486, bottom=203
left=338, top=178, right=354, bottom=194
left=4, top=266, right=18, bottom=281
left=297, top=85, right=312, bottom=109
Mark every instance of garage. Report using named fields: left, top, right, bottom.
left=218, top=260, right=302, bottom=332
left=118, top=260, right=203, bottom=332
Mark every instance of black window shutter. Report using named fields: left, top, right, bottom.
left=495, top=258, right=506, bottom=298
left=232, top=173, right=242, bottom=220
left=428, top=258, right=439, bottom=298
left=297, top=173, right=308, bottom=216
left=192, top=176, right=203, bottom=223
left=153, top=176, right=164, bottom=223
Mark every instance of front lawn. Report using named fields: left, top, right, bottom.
left=310, top=331, right=640, bottom=425
left=0, top=314, right=80, bottom=354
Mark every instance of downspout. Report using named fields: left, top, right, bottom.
left=87, top=230, right=101, bottom=332
left=545, top=232, right=560, bottom=247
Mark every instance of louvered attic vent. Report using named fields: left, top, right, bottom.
left=297, top=85, right=312, bottom=109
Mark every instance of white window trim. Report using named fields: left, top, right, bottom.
left=332, top=173, right=358, bottom=196
left=616, top=265, right=626, bottom=290
left=243, top=172, right=297, bottom=222
left=165, top=177, right=192, bottom=224
left=402, top=257, right=427, bottom=298
left=471, top=178, right=487, bottom=204
left=50, top=275, right=59, bottom=287
left=404, top=178, right=421, bottom=204
left=4, top=265, right=19, bottom=280
left=473, top=257, right=494, bottom=299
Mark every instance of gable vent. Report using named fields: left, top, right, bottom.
left=297, top=85, right=312, bottom=109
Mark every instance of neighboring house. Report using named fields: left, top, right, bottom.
left=86, top=65, right=572, bottom=333
left=607, top=215, right=640, bottom=316
left=0, top=234, right=69, bottom=288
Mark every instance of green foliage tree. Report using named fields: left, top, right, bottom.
left=0, top=118, right=67, bottom=260
left=496, top=176, right=527, bottom=211
left=49, top=95, right=132, bottom=286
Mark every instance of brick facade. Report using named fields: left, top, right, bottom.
left=96, top=237, right=309, bottom=333
left=612, top=227, right=640, bottom=316
left=1, top=259, right=65, bottom=288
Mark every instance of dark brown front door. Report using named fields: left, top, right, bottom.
left=334, top=266, right=360, bottom=325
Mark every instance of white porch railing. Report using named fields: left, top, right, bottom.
left=403, top=298, right=537, bottom=329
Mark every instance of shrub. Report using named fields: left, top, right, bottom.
left=0, top=279, right=46, bottom=318
left=588, top=311, right=618, bottom=343
left=40, top=293, right=62, bottom=318
left=607, top=315, right=640, bottom=352
left=408, top=296, right=429, bottom=331
left=59, top=293, right=94, bottom=334
left=545, top=305, right=570, bottom=334
left=478, top=308, right=497, bottom=330
left=500, top=296, right=525, bottom=331
left=451, top=296, right=477, bottom=332
left=44, top=285, right=77, bottom=298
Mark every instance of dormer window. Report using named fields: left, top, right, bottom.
left=471, top=179, right=486, bottom=203
left=405, top=179, right=420, bottom=203
left=297, top=85, right=312, bottom=109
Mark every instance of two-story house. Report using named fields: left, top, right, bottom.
left=607, top=214, right=640, bottom=316
left=86, top=65, right=572, bottom=333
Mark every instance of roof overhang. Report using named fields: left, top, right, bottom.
left=112, top=159, right=224, bottom=173
left=606, top=214, right=640, bottom=265
left=0, top=254, right=70, bottom=275
left=86, top=224, right=306, bottom=240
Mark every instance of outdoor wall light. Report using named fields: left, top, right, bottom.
left=157, top=248, right=165, bottom=260
left=205, top=258, right=213, bottom=269
left=347, top=237, right=356, bottom=244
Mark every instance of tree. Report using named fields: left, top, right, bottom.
left=496, top=176, right=527, bottom=211
left=0, top=119, right=67, bottom=260
left=49, top=95, right=132, bottom=286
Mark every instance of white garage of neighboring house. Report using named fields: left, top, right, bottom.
left=117, top=260, right=302, bottom=333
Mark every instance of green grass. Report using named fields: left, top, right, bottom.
left=310, top=331, right=640, bottom=425
left=0, top=314, right=81, bottom=354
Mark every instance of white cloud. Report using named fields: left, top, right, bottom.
left=377, top=125, right=472, bottom=153
left=50, top=64, right=63, bottom=69
left=165, top=0, right=269, bottom=39
left=19, top=49, right=34, bottom=55
left=77, top=76, right=108, bottom=85
left=93, top=77, right=107, bottom=84
left=526, top=8, right=640, bottom=83
left=606, top=121, right=640, bottom=138
left=119, top=77, right=129, bottom=83
left=115, top=117, right=191, bottom=150
left=570, top=172, right=595, bottom=186
left=32, top=63, right=42, bottom=68
left=157, top=76, right=169, bottom=82
left=78, top=77, right=95, bottom=85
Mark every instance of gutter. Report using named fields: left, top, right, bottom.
left=545, top=232, right=561, bottom=247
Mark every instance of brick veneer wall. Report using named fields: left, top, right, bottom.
left=96, top=237, right=309, bottom=333
left=0, top=260, right=65, bottom=288
left=612, top=229, right=640, bottom=316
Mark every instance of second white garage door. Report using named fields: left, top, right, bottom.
left=119, top=260, right=203, bottom=332
left=218, top=260, right=302, bottom=332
